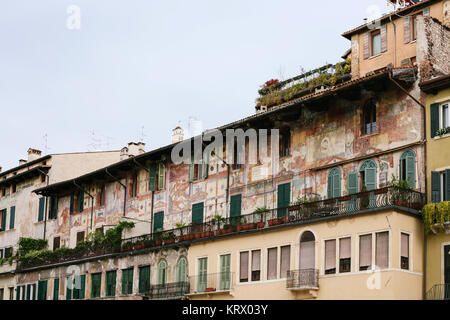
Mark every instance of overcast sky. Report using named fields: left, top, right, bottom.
left=0, top=0, right=389, bottom=171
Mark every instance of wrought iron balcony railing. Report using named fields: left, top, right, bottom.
left=144, top=281, right=190, bottom=300
left=286, top=269, right=319, bottom=290
left=426, top=284, right=450, bottom=300
left=187, top=272, right=234, bottom=295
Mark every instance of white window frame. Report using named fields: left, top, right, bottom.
left=356, top=229, right=391, bottom=272
left=440, top=102, right=450, bottom=130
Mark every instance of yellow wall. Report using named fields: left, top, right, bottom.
left=426, top=233, right=450, bottom=292
left=188, top=210, right=424, bottom=300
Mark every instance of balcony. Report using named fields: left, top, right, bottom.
left=143, top=281, right=190, bottom=300
left=186, top=272, right=234, bottom=296
left=286, top=269, right=319, bottom=291
left=426, top=284, right=450, bottom=300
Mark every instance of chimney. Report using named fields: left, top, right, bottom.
left=19, top=159, right=27, bottom=165
left=120, top=142, right=145, bottom=160
left=172, top=126, right=184, bottom=143
left=27, top=148, right=42, bottom=162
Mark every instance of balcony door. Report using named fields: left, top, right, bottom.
left=299, top=231, right=315, bottom=270
left=277, top=183, right=291, bottom=218
left=197, top=257, right=208, bottom=293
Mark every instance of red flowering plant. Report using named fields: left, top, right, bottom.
left=258, top=78, right=280, bottom=96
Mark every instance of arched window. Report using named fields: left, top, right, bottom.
left=327, top=168, right=341, bottom=199
left=359, top=160, right=377, bottom=191
left=400, top=150, right=416, bottom=189
left=177, top=257, right=187, bottom=283
left=363, top=98, right=377, bottom=135
left=158, top=260, right=167, bottom=285
left=279, top=127, right=291, bottom=158
left=300, top=231, right=315, bottom=270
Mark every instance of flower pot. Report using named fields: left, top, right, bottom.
left=205, top=288, right=216, bottom=292
left=288, top=205, right=300, bottom=211
left=257, top=222, right=265, bottom=228
left=247, top=223, right=257, bottom=230
left=194, top=232, right=202, bottom=239
left=163, top=239, right=175, bottom=245
left=153, top=240, right=162, bottom=247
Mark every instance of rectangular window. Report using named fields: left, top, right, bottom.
left=38, top=197, right=45, bottom=222
left=91, top=273, right=101, bottom=298
left=267, top=247, right=278, bottom=280
left=9, top=206, right=15, bottom=229
left=4, top=247, right=12, bottom=258
left=138, top=266, right=150, bottom=294
left=49, top=197, right=58, bottom=220
left=251, top=250, right=261, bottom=281
left=401, top=233, right=410, bottom=270
left=359, top=234, right=372, bottom=271
left=122, top=268, right=134, bottom=295
left=37, top=280, right=47, bottom=300
left=371, top=30, right=381, bottom=56
left=0, top=209, right=7, bottom=231
left=9, top=287, right=14, bottom=300
left=240, top=251, right=249, bottom=283
left=280, top=245, right=291, bottom=278
left=98, top=185, right=106, bottom=206
left=325, top=240, right=336, bottom=275
left=53, top=279, right=59, bottom=300
left=106, top=271, right=116, bottom=297
left=53, top=237, right=60, bottom=250
left=376, top=231, right=389, bottom=269
left=131, top=173, right=138, bottom=198
left=442, top=103, right=449, bottom=129
left=339, top=237, right=351, bottom=273
left=280, top=128, right=291, bottom=158
left=76, top=231, right=85, bottom=244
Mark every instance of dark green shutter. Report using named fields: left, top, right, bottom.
left=192, top=203, right=204, bottom=224
left=37, top=280, right=47, bottom=300
left=139, top=266, right=150, bottom=294
left=277, top=183, right=290, bottom=218
left=33, top=283, right=37, bottom=300
left=122, top=270, right=127, bottom=294
left=365, top=168, right=377, bottom=191
left=66, top=277, right=72, bottom=300
left=16, top=286, right=21, bottom=300
left=38, top=197, right=45, bottom=222
left=78, top=191, right=84, bottom=213
left=446, top=170, right=450, bottom=201
left=406, top=155, right=416, bottom=189
left=1, top=209, right=7, bottom=231
left=79, top=275, right=85, bottom=299
left=9, top=206, right=15, bottom=229
left=230, top=195, right=242, bottom=218
left=53, top=278, right=59, bottom=300
left=106, top=271, right=116, bottom=297
left=122, top=269, right=133, bottom=294
left=153, top=211, right=164, bottom=233
left=70, top=193, right=74, bottom=214
left=91, top=273, right=101, bottom=298
left=148, top=164, right=157, bottom=191
left=431, top=171, right=441, bottom=203
left=333, top=170, right=341, bottom=198
left=430, top=103, right=439, bottom=138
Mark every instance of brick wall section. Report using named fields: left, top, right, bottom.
left=417, top=16, right=450, bottom=81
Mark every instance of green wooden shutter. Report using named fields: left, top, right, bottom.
left=158, top=261, right=166, bottom=285
left=139, top=266, right=150, bottom=293
left=188, top=155, right=194, bottom=182
left=277, top=183, right=290, bottom=218
left=333, top=171, right=341, bottom=198
left=80, top=275, right=85, bottom=299
left=121, top=270, right=127, bottom=295
left=106, top=271, right=116, bottom=297
left=91, top=273, right=101, bottom=298
left=16, top=286, right=21, bottom=300
left=1, top=209, right=7, bottom=231
left=37, top=280, right=47, bottom=300
left=198, top=258, right=207, bottom=292
left=220, top=254, right=231, bottom=290
left=348, top=173, right=358, bottom=195
left=78, top=191, right=84, bottom=212
left=122, top=269, right=133, bottom=294
left=158, top=163, right=166, bottom=190
left=230, top=195, right=242, bottom=218
left=365, top=168, right=377, bottom=191
left=192, top=203, right=204, bottom=224
left=53, top=279, right=59, bottom=300
left=9, top=206, right=15, bottom=229
left=431, top=171, right=441, bottom=203
left=177, top=258, right=187, bottom=282
left=202, top=153, right=209, bottom=179
left=327, top=174, right=333, bottom=199
left=70, top=193, right=74, bottom=214
left=38, top=197, right=45, bottom=222
left=430, top=103, right=439, bottom=138
left=406, top=154, right=416, bottom=189
left=153, top=211, right=164, bottom=233
left=148, top=163, right=157, bottom=192
left=66, top=277, right=72, bottom=300
left=446, top=170, right=450, bottom=202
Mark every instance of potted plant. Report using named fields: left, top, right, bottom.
left=388, top=175, right=412, bottom=207
left=253, top=207, right=269, bottom=228
left=162, top=232, right=176, bottom=245
left=153, top=229, right=163, bottom=246
left=205, top=287, right=216, bottom=293
left=359, top=184, right=370, bottom=209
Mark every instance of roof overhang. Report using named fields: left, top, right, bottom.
left=419, top=74, right=450, bottom=93
left=0, top=165, right=50, bottom=188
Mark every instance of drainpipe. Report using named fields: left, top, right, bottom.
left=132, top=158, right=153, bottom=234
left=388, top=70, right=428, bottom=300
left=105, top=168, right=127, bottom=216
left=36, top=168, right=49, bottom=241
left=72, top=180, right=95, bottom=232
left=389, top=15, right=397, bottom=68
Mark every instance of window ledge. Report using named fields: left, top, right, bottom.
left=361, top=131, right=379, bottom=138
left=433, top=133, right=450, bottom=140
left=368, top=53, right=382, bottom=60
